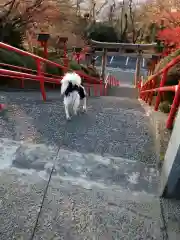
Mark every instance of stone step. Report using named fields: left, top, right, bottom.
left=0, top=92, right=156, bottom=165
left=0, top=138, right=159, bottom=195
left=0, top=91, right=179, bottom=239
left=0, top=138, right=163, bottom=239
left=9, top=142, right=159, bottom=195
left=107, top=85, right=138, bottom=98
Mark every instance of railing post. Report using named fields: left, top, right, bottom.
left=21, top=79, right=25, bottom=89
left=145, top=82, right=150, bottom=103
left=142, top=85, right=146, bottom=101
left=148, top=79, right=155, bottom=105
left=104, top=84, right=107, bottom=96
left=63, top=57, right=69, bottom=73
left=100, top=83, right=103, bottom=96
left=154, top=69, right=168, bottom=111
left=36, top=59, right=46, bottom=101
left=94, top=84, right=97, bottom=96
left=134, top=51, right=142, bottom=88
left=166, top=82, right=180, bottom=129
left=101, top=48, right=107, bottom=83
left=140, top=81, right=144, bottom=99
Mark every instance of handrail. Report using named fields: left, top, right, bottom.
left=139, top=53, right=180, bottom=129
left=0, top=42, right=100, bottom=83
left=0, top=42, right=103, bottom=100
left=0, top=68, right=60, bottom=84
left=0, top=42, right=45, bottom=61
left=140, top=85, right=177, bottom=93
left=0, top=63, right=60, bottom=79
left=143, top=55, right=180, bottom=87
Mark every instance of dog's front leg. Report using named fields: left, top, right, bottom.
left=65, top=105, right=71, bottom=120
left=82, top=97, right=87, bottom=112
left=64, top=99, right=71, bottom=120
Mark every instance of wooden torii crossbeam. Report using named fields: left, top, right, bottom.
left=90, top=39, right=157, bottom=86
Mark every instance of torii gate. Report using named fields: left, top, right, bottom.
left=90, top=40, right=157, bottom=86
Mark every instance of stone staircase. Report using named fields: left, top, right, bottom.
left=107, top=85, right=138, bottom=98
left=0, top=88, right=180, bottom=239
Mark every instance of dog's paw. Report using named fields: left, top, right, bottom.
left=66, top=116, right=71, bottom=121
left=82, top=107, right=87, bottom=113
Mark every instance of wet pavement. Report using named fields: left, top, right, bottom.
left=0, top=90, right=179, bottom=239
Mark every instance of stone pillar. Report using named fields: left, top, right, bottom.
left=160, top=108, right=180, bottom=199
left=101, top=48, right=107, bottom=82
left=134, top=51, right=142, bottom=87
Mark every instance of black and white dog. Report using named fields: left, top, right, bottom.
left=61, top=72, right=87, bottom=120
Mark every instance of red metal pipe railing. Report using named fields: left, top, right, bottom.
left=105, top=74, right=120, bottom=87
left=0, top=42, right=100, bottom=83
left=0, top=63, right=61, bottom=79
left=0, top=68, right=61, bottom=84
left=0, top=62, right=62, bottom=89
left=0, top=42, right=103, bottom=100
left=139, top=54, right=180, bottom=129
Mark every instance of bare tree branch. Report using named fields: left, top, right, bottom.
left=96, top=0, right=108, bottom=15
left=129, top=0, right=136, bottom=42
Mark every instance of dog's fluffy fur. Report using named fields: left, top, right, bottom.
left=61, top=72, right=87, bottom=120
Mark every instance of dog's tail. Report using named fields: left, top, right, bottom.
left=61, top=72, right=82, bottom=95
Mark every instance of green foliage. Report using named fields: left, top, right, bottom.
left=155, top=41, right=164, bottom=53
left=69, top=60, right=82, bottom=71
left=0, top=49, right=24, bottom=66
left=21, top=55, right=37, bottom=69
left=0, top=48, right=37, bottom=69
left=159, top=101, right=171, bottom=113
left=45, top=64, right=63, bottom=76
left=85, top=23, right=119, bottom=42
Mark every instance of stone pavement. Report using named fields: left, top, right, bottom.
left=0, top=91, right=180, bottom=239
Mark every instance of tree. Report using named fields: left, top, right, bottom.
left=80, top=0, right=109, bottom=18
left=0, top=0, right=47, bottom=48
left=101, top=0, right=147, bottom=43
left=85, top=22, right=119, bottom=42
left=0, top=0, right=87, bottom=49
left=108, top=0, right=116, bottom=23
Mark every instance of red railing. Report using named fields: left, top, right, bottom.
left=105, top=73, right=120, bottom=87
left=0, top=42, right=102, bottom=101
left=139, top=55, right=180, bottom=129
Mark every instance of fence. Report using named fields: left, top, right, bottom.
left=0, top=42, right=103, bottom=101
left=139, top=55, right=180, bottom=129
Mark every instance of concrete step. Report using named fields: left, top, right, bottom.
left=0, top=138, right=162, bottom=239
left=107, top=85, right=138, bottom=98
left=0, top=91, right=156, bottom=165
left=1, top=139, right=180, bottom=239
left=0, top=91, right=180, bottom=239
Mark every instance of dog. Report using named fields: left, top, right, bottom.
left=61, top=72, right=87, bottom=120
